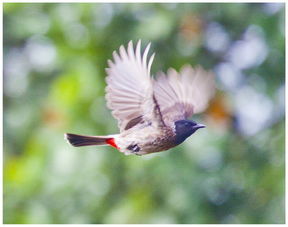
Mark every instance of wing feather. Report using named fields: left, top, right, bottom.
left=153, top=65, right=215, bottom=125
left=105, top=40, right=156, bottom=131
left=105, top=41, right=214, bottom=131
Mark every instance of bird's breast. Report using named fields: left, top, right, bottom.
left=116, top=125, right=176, bottom=155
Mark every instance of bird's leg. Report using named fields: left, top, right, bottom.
left=127, top=144, right=140, bottom=154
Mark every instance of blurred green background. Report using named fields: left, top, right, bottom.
left=3, top=3, right=285, bottom=224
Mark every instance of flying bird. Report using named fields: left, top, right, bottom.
left=65, top=40, right=215, bottom=155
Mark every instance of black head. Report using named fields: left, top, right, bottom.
left=174, top=120, right=205, bottom=145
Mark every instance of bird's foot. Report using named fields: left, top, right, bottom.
left=127, top=144, right=141, bottom=154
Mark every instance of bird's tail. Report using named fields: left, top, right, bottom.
left=65, top=133, right=118, bottom=148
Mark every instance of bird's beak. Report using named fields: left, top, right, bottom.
left=195, top=123, right=206, bottom=129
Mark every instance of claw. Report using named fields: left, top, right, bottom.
left=127, top=144, right=140, bottom=153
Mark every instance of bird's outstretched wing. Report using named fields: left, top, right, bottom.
left=153, top=65, right=215, bottom=126
left=105, top=40, right=156, bottom=132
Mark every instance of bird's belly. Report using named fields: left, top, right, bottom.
left=116, top=126, right=176, bottom=155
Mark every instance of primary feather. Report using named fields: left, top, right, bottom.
left=105, top=40, right=155, bottom=132
left=153, top=65, right=215, bottom=126
left=105, top=40, right=215, bottom=132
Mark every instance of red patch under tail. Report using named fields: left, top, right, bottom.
left=106, top=138, right=119, bottom=149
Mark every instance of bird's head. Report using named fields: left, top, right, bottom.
left=174, top=120, right=205, bottom=145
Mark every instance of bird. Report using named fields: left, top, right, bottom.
left=65, top=40, right=215, bottom=156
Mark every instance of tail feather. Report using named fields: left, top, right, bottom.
left=65, top=133, right=113, bottom=147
